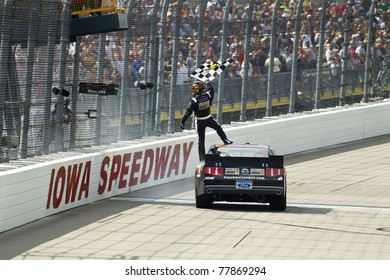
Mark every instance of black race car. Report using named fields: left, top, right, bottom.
left=195, top=143, right=287, bottom=211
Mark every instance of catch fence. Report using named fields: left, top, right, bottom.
left=0, top=0, right=388, bottom=162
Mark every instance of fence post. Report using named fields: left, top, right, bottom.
left=155, top=0, right=170, bottom=136
left=42, top=0, right=59, bottom=154
left=339, top=0, right=354, bottom=106
left=144, top=0, right=160, bottom=137
left=314, top=0, right=329, bottom=109
left=54, top=0, right=72, bottom=152
left=192, top=0, right=208, bottom=130
left=70, top=39, right=80, bottom=149
left=0, top=0, right=14, bottom=161
left=266, top=0, right=281, bottom=117
left=240, top=0, right=255, bottom=122
left=94, top=33, right=106, bottom=146
left=217, top=0, right=233, bottom=124
left=20, top=0, right=39, bottom=159
left=118, top=0, right=135, bottom=141
left=363, top=0, right=377, bottom=102
left=167, top=0, right=185, bottom=134
left=289, top=0, right=305, bottom=113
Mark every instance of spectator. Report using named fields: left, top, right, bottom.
left=210, top=36, right=221, bottom=57
left=186, top=50, right=196, bottom=74
left=250, top=51, right=262, bottom=76
left=282, top=47, right=293, bottom=72
left=355, top=40, right=366, bottom=59
left=229, top=54, right=241, bottom=78
left=138, top=61, right=145, bottom=81
left=174, top=61, right=189, bottom=108
left=264, top=52, right=282, bottom=73
left=257, top=49, right=268, bottom=75
left=265, top=52, right=282, bottom=96
left=132, top=50, right=145, bottom=72
left=348, top=50, right=361, bottom=91
left=276, top=32, right=293, bottom=56
left=330, top=57, right=340, bottom=89
left=176, top=60, right=189, bottom=85
left=350, top=34, right=361, bottom=49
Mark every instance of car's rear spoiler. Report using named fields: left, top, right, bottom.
left=204, top=154, right=284, bottom=168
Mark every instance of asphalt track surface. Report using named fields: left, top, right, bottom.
left=1, top=134, right=390, bottom=260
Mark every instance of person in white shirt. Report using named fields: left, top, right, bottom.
left=283, top=47, right=293, bottom=72
left=264, top=53, right=282, bottom=73
left=175, top=61, right=189, bottom=108
left=355, top=40, right=366, bottom=58
left=264, top=52, right=283, bottom=95
left=176, top=61, right=189, bottom=85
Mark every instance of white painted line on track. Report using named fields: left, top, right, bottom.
left=289, top=203, right=390, bottom=211
left=111, top=196, right=194, bottom=204
left=111, top=196, right=390, bottom=211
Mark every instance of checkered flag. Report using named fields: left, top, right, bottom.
left=191, top=58, right=233, bottom=83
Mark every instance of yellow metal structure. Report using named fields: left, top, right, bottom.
left=72, top=0, right=125, bottom=17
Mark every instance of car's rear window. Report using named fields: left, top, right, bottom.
left=216, top=146, right=273, bottom=158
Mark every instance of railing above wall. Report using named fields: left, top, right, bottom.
left=71, top=0, right=125, bottom=17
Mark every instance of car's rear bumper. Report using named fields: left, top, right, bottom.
left=203, top=185, right=285, bottom=196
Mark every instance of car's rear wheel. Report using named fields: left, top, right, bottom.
left=195, top=194, right=213, bottom=209
left=269, top=195, right=286, bottom=211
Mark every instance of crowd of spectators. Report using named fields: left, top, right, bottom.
left=73, top=0, right=390, bottom=94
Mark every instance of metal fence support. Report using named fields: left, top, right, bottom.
left=70, top=39, right=80, bottom=149
left=240, top=0, right=255, bottom=122
left=192, top=0, right=208, bottom=129
left=167, top=0, right=184, bottom=134
left=289, top=0, right=305, bottom=113
left=339, top=0, right=355, bottom=106
left=0, top=0, right=13, bottom=159
left=266, top=0, right=281, bottom=117
left=43, top=0, right=59, bottom=154
left=155, top=0, right=170, bottom=136
left=144, top=0, right=160, bottom=137
left=94, top=33, right=106, bottom=146
left=54, top=0, right=72, bottom=152
left=217, top=0, right=233, bottom=124
left=314, top=0, right=328, bottom=109
left=20, top=0, right=39, bottom=159
left=363, top=0, right=377, bottom=102
left=118, top=0, right=135, bottom=141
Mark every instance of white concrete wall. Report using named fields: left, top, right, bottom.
left=1, top=102, right=390, bottom=233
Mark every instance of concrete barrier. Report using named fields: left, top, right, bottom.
left=1, top=101, right=390, bottom=233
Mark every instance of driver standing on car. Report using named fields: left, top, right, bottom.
left=181, top=81, right=233, bottom=162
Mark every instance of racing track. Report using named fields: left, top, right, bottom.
left=1, top=134, right=390, bottom=260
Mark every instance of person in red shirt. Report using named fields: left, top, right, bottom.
left=333, top=4, right=347, bottom=17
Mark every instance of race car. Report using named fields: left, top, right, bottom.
left=195, top=143, right=287, bottom=211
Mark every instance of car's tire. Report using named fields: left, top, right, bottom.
left=195, top=194, right=213, bottom=209
left=269, top=195, right=286, bottom=211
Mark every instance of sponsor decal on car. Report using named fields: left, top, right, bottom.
left=223, top=175, right=265, bottom=180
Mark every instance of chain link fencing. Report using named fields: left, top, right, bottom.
left=0, top=0, right=388, bottom=163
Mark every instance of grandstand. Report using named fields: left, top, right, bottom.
left=0, top=0, right=389, bottom=165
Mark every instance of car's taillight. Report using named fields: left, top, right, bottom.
left=204, top=166, right=224, bottom=176
left=266, top=168, right=284, bottom=176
